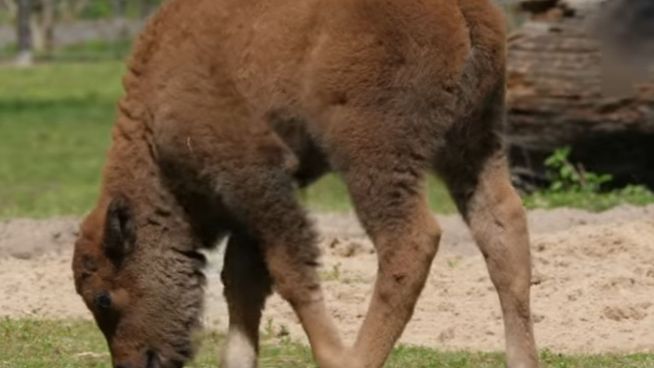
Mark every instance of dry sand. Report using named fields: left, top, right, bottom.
left=1, top=205, right=653, bottom=354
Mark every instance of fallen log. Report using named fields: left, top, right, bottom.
left=505, top=0, right=654, bottom=190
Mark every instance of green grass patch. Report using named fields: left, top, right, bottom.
left=523, top=147, right=654, bottom=212
left=0, top=62, right=122, bottom=218
left=0, top=61, right=652, bottom=218
left=524, top=186, right=654, bottom=212
left=78, top=1, right=164, bottom=20
left=0, top=61, right=456, bottom=218
left=1, top=319, right=653, bottom=368
left=1, top=39, right=132, bottom=63
left=46, top=39, right=134, bottom=62
left=0, top=42, right=17, bottom=61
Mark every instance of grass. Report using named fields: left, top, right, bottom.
left=1, top=319, right=653, bottom=368
left=45, top=39, right=134, bottom=62
left=0, top=61, right=652, bottom=218
left=0, top=62, right=122, bottom=218
left=523, top=186, right=654, bottom=212
left=1, top=39, right=133, bottom=63
left=0, top=61, right=456, bottom=219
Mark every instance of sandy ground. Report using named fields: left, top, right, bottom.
left=1, top=205, right=653, bottom=354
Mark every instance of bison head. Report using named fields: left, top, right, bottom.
left=72, top=195, right=206, bottom=368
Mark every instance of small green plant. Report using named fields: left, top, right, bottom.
left=320, top=263, right=342, bottom=282
left=544, top=147, right=612, bottom=193
left=524, top=147, right=654, bottom=211
left=264, top=318, right=275, bottom=338
left=447, top=257, right=461, bottom=269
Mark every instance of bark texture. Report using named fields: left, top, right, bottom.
left=506, top=0, right=654, bottom=190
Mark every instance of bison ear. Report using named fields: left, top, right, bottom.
left=104, top=196, right=136, bottom=261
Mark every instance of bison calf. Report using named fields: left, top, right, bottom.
left=72, top=0, right=538, bottom=367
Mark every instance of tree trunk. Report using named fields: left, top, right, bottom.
left=16, top=0, right=33, bottom=66
left=26, top=0, right=55, bottom=56
left=2, top=0, right=18, bottom=18
left=40, top=0, right=56, bottom=55
left=113, top=0, right=128, bottom=40
left=506, top=0, right=654, bottom=190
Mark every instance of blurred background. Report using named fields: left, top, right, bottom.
left=0, top=0, right=652, bottom=219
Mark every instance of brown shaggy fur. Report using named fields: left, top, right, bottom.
left=72, top=0, right=539, bottom=367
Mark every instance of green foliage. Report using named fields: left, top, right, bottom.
left=544, top=147, right=612, bottom=193
left=320, top=263, right=342, bottom=282
left=79, top=1, right=113, bottom=19
left=524, top=147, right=654, bottom=211
left=1, top=319, right=653, bottom=368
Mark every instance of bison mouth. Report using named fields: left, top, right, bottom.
left=147, top=350, right=186, bottom=368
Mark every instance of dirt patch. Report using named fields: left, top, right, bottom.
left=1, top=205, right=653, bottom=353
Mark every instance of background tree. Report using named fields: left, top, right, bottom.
left=1, top=0, right=18, bottom=18
left=30, top=0, right=56, bottom=56
left=16, top=0, right=32, bottom=65
left=58, top=0, right=89, bottom=21
left=112, top=0, right=127, bottom=40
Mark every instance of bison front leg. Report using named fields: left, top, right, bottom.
left=221, top=233, right=271, bottom=368
left=216, top=156, right=347, bottom=368
left=156, top=102, right=347, bottom=366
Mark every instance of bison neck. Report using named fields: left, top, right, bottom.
left=100, top=113, right=226, bottom=249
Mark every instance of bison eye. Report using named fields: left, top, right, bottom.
left=95, top=292, right=112, bottom=309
